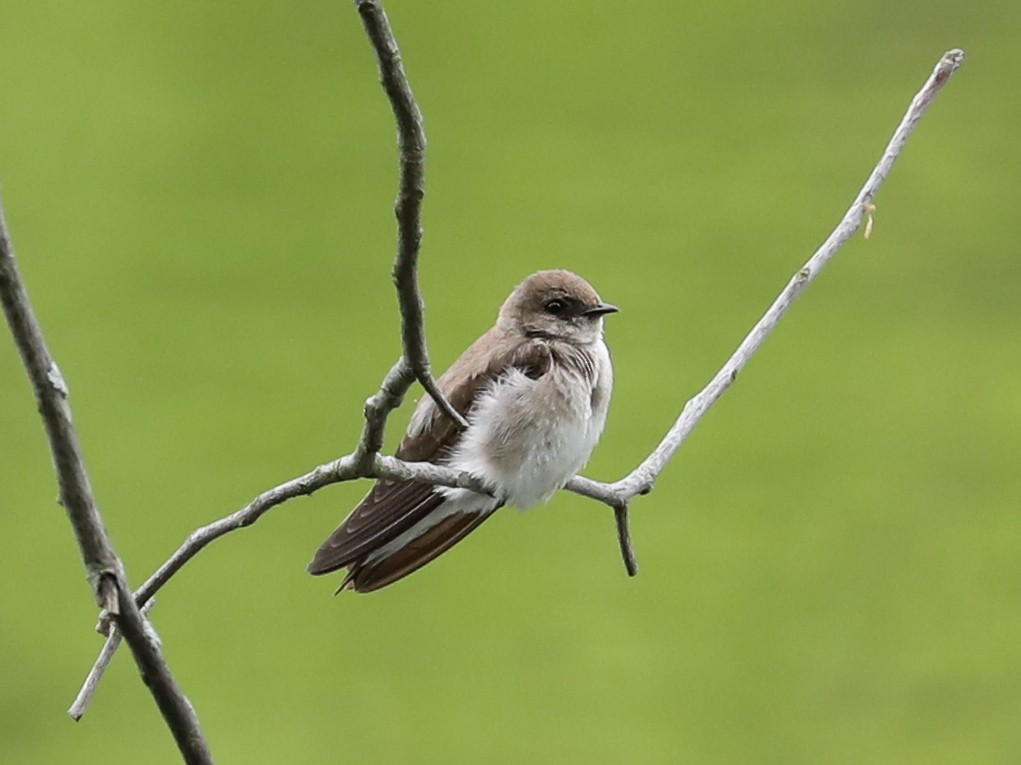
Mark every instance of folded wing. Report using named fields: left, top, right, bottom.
left=307, top=333, right=553, bottom=589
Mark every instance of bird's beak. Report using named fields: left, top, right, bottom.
left=583, top=302, right=619, bottom=317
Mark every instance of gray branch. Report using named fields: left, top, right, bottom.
left=121, top=453, right=489, bottom=620
left=356, top=0, right=467, bottom=432
left=66, top=0, right=965, bottom=725
left=0, top=199, right=215, bottom=764
left=565, top=48, right=966, bottom=560
left=103, top=42, right=964, bottom=633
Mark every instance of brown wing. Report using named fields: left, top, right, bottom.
left=340, top=509, right=498, bottom=592
left=306, top=480, right=445, bottom=574
left=394, top=332, right=553, bottom=462
left=307, top=333, right=552, bottom=578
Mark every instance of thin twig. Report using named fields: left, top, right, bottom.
left=613, top=506, right=638, bottom=577
left=71, top=0, right=468, bottom=694
left=112, top=452, right=489, bottom=625
left=68, top=598, right=156, bottom=721
left=0, top=196, right=215, bottom=763
left=565, top=49, right=966, bottom=552
left=356, top=0, right=467, bottom=431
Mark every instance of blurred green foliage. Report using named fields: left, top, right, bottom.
left=2, top=1, right=1019, bottom=763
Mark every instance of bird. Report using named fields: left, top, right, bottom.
left=307, top=269, right=618, bottom=592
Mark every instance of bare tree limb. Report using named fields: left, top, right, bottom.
left=114, top=44, right=963, bottom=615
left=0, top=210, right=119, bottom=614
left=11, top=3, right=965, bottom=757
left=0, top=197, right=215, bottom=763
left=564, top=48, right=966, bottom=570
left=118, top=452, right=491, bottom=627
left=69, top=18, right=965, bottom=716
left=356, top=0, right=467, bottom=432
left=99, top=42, right=965, bottom=665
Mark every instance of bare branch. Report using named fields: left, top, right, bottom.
left=71, top=0, right=468, bottom=703
left=105, top=453, right=491, bottom=628
left=71, top=38, right=965, bottom=704
left=79, top=451, right=492, bottom=649
left=114, top=46, right=966, bottom=608
left=0, top=209, right=119, bottom=612
left=356, top=0, right=467, bottom=431
left=0, top=195, right=215, bottom=764
left=565, top=48, right=966, bottom=570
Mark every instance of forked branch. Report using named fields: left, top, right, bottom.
left=356, top=0, right=467, bottom=432
left=80, top=17, right=965, bottom=714
left=83, top=43, right=964, bottom=704
left=33, top=0, right=963, bottom=738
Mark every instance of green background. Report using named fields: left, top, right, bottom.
left=1, top=1, right=1018, bottom=763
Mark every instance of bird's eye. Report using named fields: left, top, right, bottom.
left=544, top=299, right=567, bottom=316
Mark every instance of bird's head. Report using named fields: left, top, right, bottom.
left=498, top=270, right=618, bottom=345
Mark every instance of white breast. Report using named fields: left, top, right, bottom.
left=443, top=340, right=613, bottom=509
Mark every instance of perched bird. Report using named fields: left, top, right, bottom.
left=308, top=270, right=617, bottom=592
